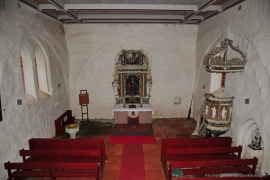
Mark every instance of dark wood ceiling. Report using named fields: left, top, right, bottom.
left=18, top=0, right=246, bottom=24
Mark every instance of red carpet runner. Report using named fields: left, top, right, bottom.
left=109, top=135, right=156, bottom=144
left=120, top=144, right=146, bottom=180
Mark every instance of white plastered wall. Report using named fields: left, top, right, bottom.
left=0, top=0, right=70, bottom=178
left=210, top=73, right=222, bottom=93
left=66, top=24, right=198, bottom=119
left=194, top=0, right=270, bottom=174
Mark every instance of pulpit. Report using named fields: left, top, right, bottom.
left=113, top=104, right=153, bottom=124
left=204, top=94, right=235, bottom=137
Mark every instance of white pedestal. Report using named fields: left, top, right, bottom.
left=65, top=124, right=79, bottom=139
left=242, top=145, right=263, bottom=174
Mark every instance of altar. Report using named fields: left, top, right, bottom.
left=111, top=49, right=153, bottom=124
left=113, top=104, right=153, bottom=124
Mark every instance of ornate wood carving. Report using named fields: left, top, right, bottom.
left=113, top=49, right=152, bottom=104
left=203, top=38, right=247, bottom=73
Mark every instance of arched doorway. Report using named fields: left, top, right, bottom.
left=238, top=118, right=264, bottom=173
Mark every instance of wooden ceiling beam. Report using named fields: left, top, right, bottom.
left=222, top=0, right=245, bottom=11
left=81, top=19, right=181, bottom=24
left=48, top=0, right=64, bottom=9
left=198, top=0, right=218, bottom=10
left=185, top=0, right=219, bottom=20
left=64, top=4, right=198, bottom=11
left=78, top=14, right=185, bottom=21
left=17, top=0, right=247, bottom=24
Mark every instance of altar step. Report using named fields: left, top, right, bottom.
left=112, top=123, right=154, bottom=136
left=128, top=119, right=139, bottom=124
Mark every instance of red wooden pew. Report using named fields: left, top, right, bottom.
left=20, top=149, right=102, bottom=178
left=4, top=161, right=99, bottom=180
left=163, top=146, right=242, bottom=179
left=161, top=137, right=233, bottom=170
left=166, top=145, right=242, bottom=164
left=54, top=110, right=75, bottom=137
left=169, top=158, right=258, bottom=180
left=28, top=138, right=106, bottom=174
left=177, top=176, right=269, bottom=180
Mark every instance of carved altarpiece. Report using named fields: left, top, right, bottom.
left=112, top=49, right=152, bottom=105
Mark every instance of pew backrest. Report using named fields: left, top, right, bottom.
left=177, top=177, right=269, bottom=180
left=161, top=137, right=232, bottom=165
left=20, top=149, right=101, bottom=164
left=166, top=146, right=242, bottom=163
left=28, top=138, right=105, bottom=154
left=54, top=110, right=75, bottom=136
left=28, top=138, right=106, bottom=173
left=170, top=158, right=258, bottom=180
left=4, top=161, right=99, bottom=180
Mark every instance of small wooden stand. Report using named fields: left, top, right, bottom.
left=79, top=90, right=90, bottom=123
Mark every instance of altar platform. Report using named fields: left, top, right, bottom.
left=112, top=104, right=153, bottom=124
left=112, top=123, right=154, bottom=136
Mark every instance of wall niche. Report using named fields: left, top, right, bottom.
left=239, top=119, right=264, bottom=174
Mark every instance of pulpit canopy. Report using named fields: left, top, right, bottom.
left=202, top=38, right=247, bottom=73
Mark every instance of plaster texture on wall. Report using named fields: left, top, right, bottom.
left=0, top=0, right=69, bottom=178
left=66, top=24, right=198, bottom=119
left=194, top=0, right=270, bottom=174
left=210, top=73, right=222, bottom=93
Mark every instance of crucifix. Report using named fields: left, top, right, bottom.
left=129, top=93, right=136, bottom=108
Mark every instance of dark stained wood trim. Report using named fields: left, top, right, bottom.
left=43, top=11, right=57, bottom=19
left=51, top=0, right=63, bottom=9
left=21, top=0, right=38, bottom=9
left=223, top=0, right=244, bottom=11
left=199, top=0, right=215, bottom=10
left=0, top=94, right=2, bottom=122
left=204, top=11, right=218, bottom=20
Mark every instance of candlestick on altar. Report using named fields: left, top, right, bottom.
left=123, top=97, right=125, bottom=108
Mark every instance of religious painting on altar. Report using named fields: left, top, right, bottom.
left=126, top=74, right=139, bottom=96
left=125, top=97, right=140, bottom=104
left=121, top=50, right=144, bottom=65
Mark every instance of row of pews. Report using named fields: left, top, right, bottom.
left=4, top=138, right=106, bottom=180
left=160, top=137, right=268, bottom=180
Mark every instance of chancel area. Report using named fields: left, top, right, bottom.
left=112, top=49, right=154, bottom=125
left=1, top=0, right=270, bottom=179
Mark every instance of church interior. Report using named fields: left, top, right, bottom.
left=0, top=0, right=270, bottom=179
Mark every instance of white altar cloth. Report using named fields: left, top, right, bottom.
left=112, top=104, right=153, bottom=115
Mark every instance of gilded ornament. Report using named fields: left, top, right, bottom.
left=203, top=38, right=247, bottom=73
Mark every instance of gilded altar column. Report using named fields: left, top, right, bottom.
left=141, top=74, right=146, bottom=97
left=119, top=74, right=124, bottom=97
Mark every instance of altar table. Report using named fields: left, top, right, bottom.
left=112, top=104, right=153, bottom=124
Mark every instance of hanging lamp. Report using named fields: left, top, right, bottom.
left=202, top=38, right=247, bottom=73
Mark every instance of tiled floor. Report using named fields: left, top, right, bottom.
left=77, top=118, right=197, bottom=180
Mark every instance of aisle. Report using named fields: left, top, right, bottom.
left=98, top=118, right=196, bottom=180
left=120, top=144, right=146, bottom=180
